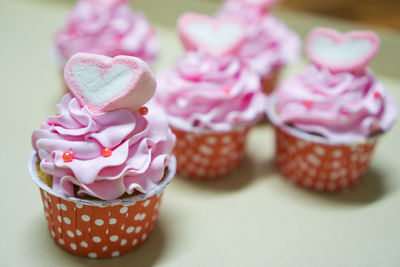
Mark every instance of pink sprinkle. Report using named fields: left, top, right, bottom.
left=374, top=91, right=382, bottom=99
left=62, top=152, right=73, bottom=162
left=101, top=147, right=112, bottom=157
left=301, top=100, right=313, bottom=109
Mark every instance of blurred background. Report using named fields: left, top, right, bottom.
left=281, top=0, right=400, bottom=31
left=2, top=0, right=398, bottom=77
left=23, top=0, right=400, bottom=32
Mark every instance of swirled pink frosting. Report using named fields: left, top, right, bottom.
left=156, top=52, right=266, bottom=131
left=32, top=94, right=175, bottom=200
left=217, top=1, right=301, bottom=76
left=272, top=65, right=397, bottom=142
left=54, top=0, right=158, bottom=66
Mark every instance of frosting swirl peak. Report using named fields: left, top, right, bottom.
left=217, top=0, right=301, bottom=75
left=156, top=52, right=265, bottom=131
left=32, top=94, right=175, bottom=200
left=54, top=0, right=158, bottom=66
left=271, top=65, right=397, bottom=142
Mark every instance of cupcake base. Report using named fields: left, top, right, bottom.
left=172, top=126, right=250, bottom=179
left=261, top=67, right=281, bottom=95
left=40, top=189, right=163, bottom=258
left=29, top=152, right=176, bottom=258
left=274, top=127, right=377, bottom=192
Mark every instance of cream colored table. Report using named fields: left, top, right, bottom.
left=1, top=0, right=400, bottom=266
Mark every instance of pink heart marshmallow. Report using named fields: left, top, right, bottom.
left=178, top=13, right=245, bottom=57
left=306, top=28, right=380, bottom=73
left=64, top=53, right=156, bottom=113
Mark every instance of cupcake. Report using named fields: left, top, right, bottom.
left=266, top=28, right=397, bottom=192
left=54, top=0, right=158, bottom=70
left=216, top=0, right=301, bottom=94
left=156, top=52, right=265, bottom=179
left=29, top=53, right=176, bottom=258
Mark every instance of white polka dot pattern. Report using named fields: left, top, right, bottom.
left=275, top=127, right=377, bottom=192
left=172, top=126, right=250, bottom=179
left=39, top=189, right=164, bottom=258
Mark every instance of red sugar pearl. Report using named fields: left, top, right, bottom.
left=302, top=100, right=313, bottom=109
left=193, top=119, right=201, bottom=127
left=139, top=106, right=149, bottom=115
left=374, top=91, right=382, bottom=99
left=62, top=152, right=73, bottom=162
left=223, top=88, right=230, bottom=95
left=101, top=147, right=112, bottom=157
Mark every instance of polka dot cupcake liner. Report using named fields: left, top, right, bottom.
left=39, top=189, right=163, bottom=258
left=261, top=67, right=281, bottom=95
left=172, top=125, right=251, bottom=179
left=274, top=126, right=378, bottom=192
left=28, top=152, right=176, bottom=258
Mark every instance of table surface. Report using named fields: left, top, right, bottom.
left=1, top=0, right=400, bottom=266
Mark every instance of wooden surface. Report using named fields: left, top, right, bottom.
left=282, top=0, right=400, bottom=31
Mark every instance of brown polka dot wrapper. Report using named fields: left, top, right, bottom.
left=274, top=126, right=378, bottom=192
left=28, top=152, right=176, bottom=258
left=261, top=67, right=281, bottom=95
left=172, top=125, right=250, bottom=179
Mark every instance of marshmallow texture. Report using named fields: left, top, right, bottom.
left=64, top=53, right=156, bottom=113
left=306, top=28, right=380, bottom=72
left=178, top=13, right=245, bottom=57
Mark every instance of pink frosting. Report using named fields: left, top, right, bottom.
left=54, top=0, right=158, bottom=66
left=217, top=0, right=301, bottom=76
left=156, top=52, right=266, bottom=131
left=218, top=0, right=267, bottom=23
left=271, top=65, right=397, bottom=142
left=32, top=94, right=175, bottom=201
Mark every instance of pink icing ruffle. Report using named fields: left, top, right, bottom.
left=54, top=0, right=158, bottom=66
left=156, top=52, right=266, bottom=131
left=32, top=94, right=175, bottom=200
left=217, top=0, right=301, bottom=75
left=273, top=65, right=397, bottom=142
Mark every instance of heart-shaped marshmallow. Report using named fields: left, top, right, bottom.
left=306, top=28, right=380, bottom=72
left=64, top=53, right=156, bottom=113
left=241, top=0, right=278, bottom=10
left=178, top=13, right=245, bottom=57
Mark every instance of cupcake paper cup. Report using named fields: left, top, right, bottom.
left=171, top=125, right=251, bottom=179
left=261, top=67, right=281, bottom=95
left=266, top=97, right=380, bottom=192
left=274, top=126, right=377, bottom=192
left=28, top=152, right=176, bottom=258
